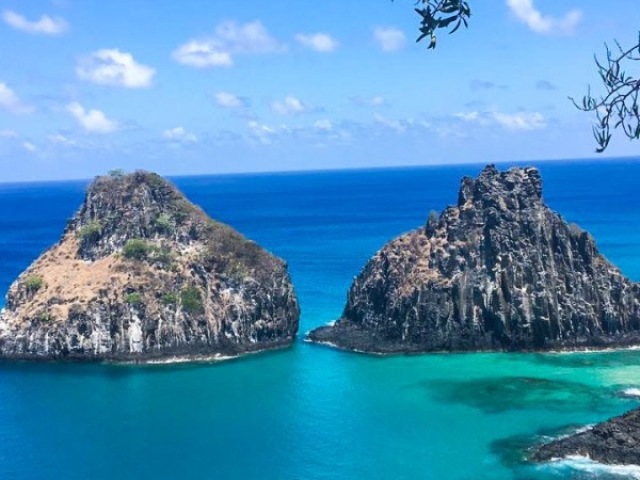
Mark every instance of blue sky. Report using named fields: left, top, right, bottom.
left=0, top=0, right=638, bottom=182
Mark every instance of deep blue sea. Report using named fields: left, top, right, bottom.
left=2, top=160, right=640, bottom=479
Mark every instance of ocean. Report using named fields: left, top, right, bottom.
left=1, top=159, right=640, bottom=479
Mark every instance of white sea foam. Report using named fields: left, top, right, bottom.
left=304, top=338, right=394, bottom=356
left=575, top=424, right=595, bottom=434
left=132, top=353, right=236, bottom=365
left=304, top=339, right=339, bottom=349
left=538, top=424, right=594, bottom=444
left=302, top=321, right=336, bottom=341
left=622, top=388, right=640, bottom=397
left=542, top=455, right=640, bottom=479
left=118, top=343, right=292, bottom=365
left=549, top=345, right=640, bottom=355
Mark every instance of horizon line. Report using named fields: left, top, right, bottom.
left=1, top=154, right=639, bottom=187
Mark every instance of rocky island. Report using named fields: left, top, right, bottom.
left=0, top=171, right=299, bottom=362
left=532, top=407, right=640, bottom=466
left=308, top=164, right=640, bottom=353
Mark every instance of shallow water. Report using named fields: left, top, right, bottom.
left=1, top=159, right=640, bottom=479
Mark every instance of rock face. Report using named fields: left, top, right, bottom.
left=0, top=171, right=299, bottom=362
left=308, top=165, right=640, bottom=353
left=532, top=407, right=640, bottom=465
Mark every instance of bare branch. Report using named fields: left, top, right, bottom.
left=574, top=34, right=640, bottom=152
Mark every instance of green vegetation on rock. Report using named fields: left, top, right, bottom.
left=78, top=220, right=102, bottom=243
left=201, top=223, right=272, bottom=281
left=23, top=275, right=44, bottom=292
left=160, top=292, right=178, bottom=306
left=35, top=310, right=53, bottom=322
left=153, top=214, right=174, bottom=235
left=122, top=239, right=174, bottom=269
left=125, top=292, right=143, bottom=305
left=122, top=239, right=151, bottom=260
left=171, top=199, right=194, bottom=225
left=180, top=286, right=204, bottom=314
left=151, top=246, right=175, bottom=268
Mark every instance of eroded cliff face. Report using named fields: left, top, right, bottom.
left=308, top=165, right=640, bottom=353
left=0, top=171, right=299, bottom=362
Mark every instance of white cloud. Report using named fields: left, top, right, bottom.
left=0, top=82, right=34, bottom=114
left=506, top=0, right=582, bottom=35
left=163, top=126, right=197, bottom=143
left=454, top=111, right=483, bottom=122
left=271, top=96, right=311, bottom=116
left=172, top=41, right=233, bottom=68
left=240, top=118, right=359, bottom=147
left=22, top=141, right=37, bottom=152
left=2, top=10, right=67, bottom=35
left=214, top=91, right=246, bottom=108
left=373, top=27, right=406, bottom=52
left=66, top=102, right=118, bottom=133
left=295, top=33, right=339, bottom=52
left=49, top=134, right=76, bottom=147
left=493, top=111, right=546, bottom=130
left=0, top=129, right=18, bottom=138
left=314, top=119, right=333, bottom=130
left=374, top=113, right=406, bottom=133
left=173, top=20, right=283, bottom=68
left=455, top=110, right=546, bottom=130
left=77, top=49, right=155, bottom=88
left=215, top=20, right=283, bottom=54
left=248, top=120, right=278, bottom=144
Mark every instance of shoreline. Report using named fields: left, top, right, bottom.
left=531, top=405, right=640, bottom=468
left=121, top=343, right=294, bottom=366
left=538, top=455, right=640, bottom=478
left=0, top=340, right=295, bottom=366
left=306, top=323, right=640, bottom=357
left=123, top=352, right=237, bottom=365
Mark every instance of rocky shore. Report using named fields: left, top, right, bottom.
left=0, top=171, right=300, bottom=362
left=532, top=407, right=640, bottom=466
left=308, top=165, right=640, bottom=353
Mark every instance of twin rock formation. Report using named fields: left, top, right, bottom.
left=0, top=171, right=299, bottom=361
left=308, top=164, right=640, bottom=353
left=3, top=165, right=640, bottom=361
left=2, top=165, right=639, bottom=465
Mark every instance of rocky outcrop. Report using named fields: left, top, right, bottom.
left=0, top=171, right=299, bottom=362
left=532, top=407, right=640, bottom=465
left=308, top=165, right=640, bottom=353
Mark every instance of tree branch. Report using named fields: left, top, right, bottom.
left=411, top=0, right=471, bottom=49
left=572, top=34, right=640, bottom=152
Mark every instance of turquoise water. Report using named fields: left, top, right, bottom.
left=1, top=160, right=640, bottom=479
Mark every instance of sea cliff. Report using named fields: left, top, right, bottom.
left=309, top=165, right=640, bottom=352
left=0, top=171, right=299, bottom=362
